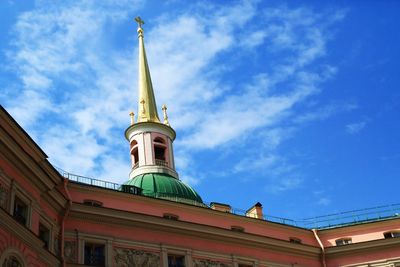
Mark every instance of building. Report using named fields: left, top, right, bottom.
left=1, top=18, right=400, bottom=267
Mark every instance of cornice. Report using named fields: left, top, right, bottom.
left=68, top=181, right=312, bottom=235
left=125, top=121, right=176, bottom=141
left=0, top=106, right=47, bottom=162
left=67, top=203, right=320, bottom=258
left=325, top=237, right=400, bottom=257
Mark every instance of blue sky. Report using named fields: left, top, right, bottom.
left=1, top=0, right=399, bottom=219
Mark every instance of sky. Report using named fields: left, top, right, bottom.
left=1, top=0, right=399, bottom=220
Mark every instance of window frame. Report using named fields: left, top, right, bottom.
left=38, top=215, right=54, bottom=252
left=10, top=187, right=32, bottom=229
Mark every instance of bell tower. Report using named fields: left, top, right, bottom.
left=125, top=17, right=178, bottom=180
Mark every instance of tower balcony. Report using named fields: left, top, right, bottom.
left=155, top=159, right=168, bottom=167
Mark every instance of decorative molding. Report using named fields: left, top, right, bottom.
left=114, top=247, right=160, bottom=267
left=64, top=241, right=77, bottom=263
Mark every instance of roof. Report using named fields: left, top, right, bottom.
left=124, top=173, right=204, bottom=205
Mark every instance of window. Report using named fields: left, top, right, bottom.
left=130, top=140, right=140, bottom=168
left=154, top=146, right=166, bottom=161
left=83, top=200, right=103, bottom=207
left=1, top=255, right=23, bottom=267
left=168, top=255, right=185, bottom=267
left=13, top=197, right=28, bottom=226
left=335, top=238, right=352, bottom=246
left=84, top=243, right=105, bottom=266
left=0, top=183, right=8, bottom=209
left=153, top=137, right=168, bottom=166
left=163, top=213, right=179, bottom=220
left=384, top=231, right=400, bottom=239
left=289, top=237, right=302, bottom=244
left=231, top=226, right=245, bottom=233
left=39, top=223, right=50, bottom=249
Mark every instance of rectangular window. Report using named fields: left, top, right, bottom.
left=335, top=238, right=352, bottom=246
left=13, top=196, right=28, bottom=226
left=168, top=254, right=185, bottom=267
left=39, top=223, right=50, bottom=249
left=84, top=243, right=105, bottom=266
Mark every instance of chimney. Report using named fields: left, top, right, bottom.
left=210, top=202, right=232, bottom=213
left=246, top=202, right=263, bottom=219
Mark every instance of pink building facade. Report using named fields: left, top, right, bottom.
left=1, top=19, right=399, bottom=267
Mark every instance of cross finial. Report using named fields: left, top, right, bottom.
left=135, top=16, right=144, bottom=29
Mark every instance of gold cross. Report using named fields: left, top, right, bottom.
left=135, top=16, right=144, bottom=28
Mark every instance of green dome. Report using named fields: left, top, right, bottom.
left=124, top=173, right=203, bottom=205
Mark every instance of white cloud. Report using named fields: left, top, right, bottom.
left=268, top=177, right=303, bottom=193
left=294, top=102, right=358, bottom=124
left=2, top=1, right=347, bottom=192
left=317, top=197, right=331, bottom=206
left=346, top=121, right=367, bottom=134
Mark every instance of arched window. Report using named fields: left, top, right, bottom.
left=130, top=140, right=139, bottom=168
left=2, top=256, right=23, bottom=267
left=0, top=250, right=25, bottom=267
left=154, top=146, right=166, bottom=161
left=153, top=137, right=167, bottom=166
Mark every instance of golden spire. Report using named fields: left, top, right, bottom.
left=135, top=16, right=161, bottom=123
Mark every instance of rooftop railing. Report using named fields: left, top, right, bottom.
left=54, top=166, right=400, bottom=229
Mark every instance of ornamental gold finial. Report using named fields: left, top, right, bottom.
left=140, top=98, right=146, bottom=115
left=135, top=16, right=144, bottom=28
left=129, top=111, right=135, bottom=125
left=162, top=104, right=170, bottom=126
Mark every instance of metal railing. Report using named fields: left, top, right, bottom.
left=298, top=203, right=400, bottom=229
left=54, top=166, right=400, bottom=229
left=155, top=159, right=168, bottom=167
left=55, top=167, right=121, bottom=190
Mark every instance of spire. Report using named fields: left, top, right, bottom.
left=135, top=16, right=161, bottom=123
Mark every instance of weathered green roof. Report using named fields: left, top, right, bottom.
left=124, top=173, right=203, bottom=205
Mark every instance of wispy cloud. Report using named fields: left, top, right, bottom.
left=1, top=1, right=347, bottom=192
left=346, top=120, right=367, bottom=134
left=294, top=102, right=357, bottom=124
